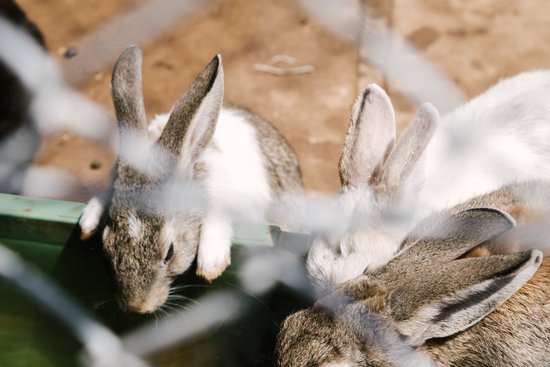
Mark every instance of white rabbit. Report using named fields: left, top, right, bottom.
left=308, top=74, right=550, bottom=295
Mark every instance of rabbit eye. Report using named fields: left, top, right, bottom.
left=164, top=243, right=174, bottom=264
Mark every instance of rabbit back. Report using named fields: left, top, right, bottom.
left=423, top=70, right=550, bottom=211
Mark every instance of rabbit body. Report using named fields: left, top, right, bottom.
left=308, top=73, right=550, bottom=295
left=79, top=47, right=302, bottom=313
left=278, top=208, right=550, bottom=367
left=423, top=70, right=550, bottom=210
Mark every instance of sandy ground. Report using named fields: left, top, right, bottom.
left=17, top=0, right=550, bottom=201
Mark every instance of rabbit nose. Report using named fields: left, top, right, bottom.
left=123, top=288, right=169, bottom=314
left=125, top=297, right=161, bottom=314
left=127, top=302, right=155, bottom=314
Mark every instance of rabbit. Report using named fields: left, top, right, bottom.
left=277, top=208, right=550, bottom=367
left=307, top=75, right=550, bottom=296
left=78, top=46, right=303, bottom=313
left=0, top=0, right=112, bottom=195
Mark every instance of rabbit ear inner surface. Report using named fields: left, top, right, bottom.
left=338, top=84, right=396, bottom=189
left=111, top=45, right=147, bottom=132
left=375, top=103, right=439, bottom=195
left=157, top=54, right=223, bottom=174
left=390, top=250, right=542, bottom=346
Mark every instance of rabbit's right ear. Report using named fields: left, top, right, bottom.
left=156, top=55, right=223, bottom=175
left=380, top=208, right=516, bottom=277
left=376, top=103, right=439, bottom=194
left=111, top=46, right=147, bottom=131
left=339, top=84, right=396, bottom=188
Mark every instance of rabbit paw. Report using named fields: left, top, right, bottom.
left=196, top=212, right=233, bottom=281
left=79, top=197, right=104, bottom=240
left=196, top=246, right=231, bottom=282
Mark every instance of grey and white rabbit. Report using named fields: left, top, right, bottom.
left=308, top=76, right=550, bottom=295
left=277, top=207, right=550, bottom=367
left=79, top=46, right=302, bottom=313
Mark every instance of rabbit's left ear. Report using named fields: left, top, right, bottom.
left=156, top=55, right=224, bottom=174
left=389, top=249, right=542, bottom=346
left=339, top=84, right=396, bottom=188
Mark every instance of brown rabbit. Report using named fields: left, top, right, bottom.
left=277, top=208, right=550, bottom=367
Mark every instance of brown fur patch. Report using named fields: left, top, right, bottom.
left=462, top=245, right=491, bottom=258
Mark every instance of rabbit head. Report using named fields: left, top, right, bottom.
left=80, top=46, right=223, bottom=313
left=279, top=208, right=544, bottom=367
left=307, top=84, right=440, bottom=295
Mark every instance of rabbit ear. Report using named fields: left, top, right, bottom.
left=375, top=103, right=439, bottom=194
left=380, top=208, right=516, bottom=277
left=338, top=84, right=396, bottom=188
left=156, top=54, right=223, bottom=173
left=389, top=249, right=542, bottom=346
left=111, top=46, right=147, bottom=131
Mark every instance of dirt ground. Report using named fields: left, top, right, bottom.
left=18, top=0, right=550, bottom=201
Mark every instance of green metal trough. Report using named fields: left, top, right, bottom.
left=0, top=193, right=310, bottom=367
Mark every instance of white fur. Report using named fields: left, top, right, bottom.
left=148, top=107, right=272, bottom=278
left=201, top=108, right=272, bottom=220
left=148, top=114, right=169, bottom=140
left=198, top=108, right=272, bottom=277
left=422, top=70, right=550, bottom=210
left=310, top=71, right=550, bottom=293
left=149, top=107, right=272, bottom=218
left=196, top=210, right=233, bottom=279
left=127, top=212, right=143, bottom=239
left=79, top=197, right=105, bottom=237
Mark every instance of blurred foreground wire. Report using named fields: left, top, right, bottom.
left=62, top=0, right=210, bottom=85
left=297, top=0, right=467, bottom=113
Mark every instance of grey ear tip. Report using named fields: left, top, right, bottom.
left=210, top=54, right=223, bottom=70
left=530, top=249, right=543, bottom=264
left=121, top=45, right=143, bottom=58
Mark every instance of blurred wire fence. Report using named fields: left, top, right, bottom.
left=0, top=1, right=548, bottom=366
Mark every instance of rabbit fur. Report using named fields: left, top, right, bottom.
left=79, top=46, right=302, bottom=313
left=308, top=75, right=550, bottom=295
left=277, top=207, right=550, bottom=367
